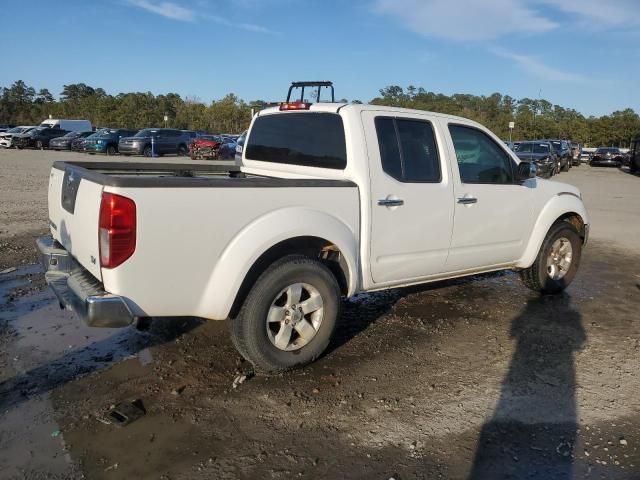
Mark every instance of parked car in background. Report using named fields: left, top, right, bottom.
left=39, top=119, right=92, bottom=133
left=189, top=135, right=222, bottom=160
left=503, top=141, right=515, bottom=150
left=590, top=147, right=625, bottom=167
left=12, top=127, right=68, bottom=149
left=570, top=143, right=581, bottom=166
left=49, top=131, right=94, bottom=151
left=630, top=139, right=639, bottom=173
left=580, top=147, right=595, bottom=163
left=71, top=131, right=97, bottom=152
left=0, top=126, right=35, bottom=148
left=84, top=128, right=138, bottom=155
left=118, top=128, right=192, bottom=157
left=218, top=136, right=238, bottom=159
left=543, top=139, right=572, bottom=172
left=513, top=141, right=557, bottom=178
left=0, top=124, right=15, bottom=133
left=234, top=130, right=247, bottom=165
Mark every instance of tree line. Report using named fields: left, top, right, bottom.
left=1, top=80, right=638, bottom=147
left=371, top=86, right=640, bottom=148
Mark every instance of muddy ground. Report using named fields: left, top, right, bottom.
left=1, top=149, right=639, bottom=479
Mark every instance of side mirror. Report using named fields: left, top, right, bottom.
left=517, top=161, right=537, bottom=182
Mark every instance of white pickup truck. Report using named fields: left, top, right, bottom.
left=38, top=102, right=589, bottom=372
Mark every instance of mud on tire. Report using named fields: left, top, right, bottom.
left=520, top=221, right=582, bottom=294
left=227, top=255, right=341, bottom=373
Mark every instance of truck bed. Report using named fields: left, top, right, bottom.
left=52, top=161, right=356, bottom=188
left=47, top=160, right=360, bottom=321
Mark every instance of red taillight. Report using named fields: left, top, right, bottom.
left=279, top=102, right=312, bottom=111
left=99, top=192, right=136, bottom=269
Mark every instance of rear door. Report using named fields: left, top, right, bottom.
left=444, top=122, right=533, bottom=271
left=364, top=111, right=455, bottom=284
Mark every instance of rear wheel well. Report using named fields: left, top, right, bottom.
left=229, top=236, right=349, bottom=319
left=554, top=212, right=586, bottom=241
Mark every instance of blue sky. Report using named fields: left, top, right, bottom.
left=1, top=0, right=638, bottom=116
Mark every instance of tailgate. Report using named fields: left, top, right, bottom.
left=48, top=166, right=104, bottom=280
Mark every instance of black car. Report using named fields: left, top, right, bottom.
left=630, top=139, right=639, bottom=174
left=118, top=128, right=193, bottom=157
left=84, top=128, right=139, bottom=155
left=590, top=147, right=624, bottom=167
left=49, top=131, right=93, bottom=151
left=12, top=127, right=68, bottom=149
left=514, top=141, right=557, bottom=178
left=542, top=139, right=572, bottom=172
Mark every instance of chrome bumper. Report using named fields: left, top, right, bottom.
left=37, top=235, right=134, bottom=328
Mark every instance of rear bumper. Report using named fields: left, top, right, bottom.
left=118, top=143, right=145, bottom=155
left=590, top=158, right=621, bottom=166
left=37, top=235, right=134, bottom=328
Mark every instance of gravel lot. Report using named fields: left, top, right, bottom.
left=0, top=148, right=639, bottom=480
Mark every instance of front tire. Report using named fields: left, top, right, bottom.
left=36, top=140, right=43, bottom=149
left=177, top=144, right=188, bottom=156
left=106, top=144, right=117, bottom=156
left=143, top=145, right=152, bottom=157
left=228, top=255, right=341, bottom=373
left=520, top=221, right=582, bottom=294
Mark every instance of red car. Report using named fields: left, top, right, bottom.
left=189, top=135, right=222, bottom=160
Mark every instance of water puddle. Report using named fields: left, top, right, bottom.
left=0, top=265, right=150, bottom=478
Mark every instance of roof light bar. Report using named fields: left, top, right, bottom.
left=279, top=102, right=312, bottom=111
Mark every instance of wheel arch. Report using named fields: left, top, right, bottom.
left=197, top=208, right=359, bottom=320
left=516, top=195, right=588, bottom=269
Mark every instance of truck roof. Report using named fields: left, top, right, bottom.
left=258, top=102, right=486, bottom=126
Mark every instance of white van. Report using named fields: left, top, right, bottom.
left=39, top=119, right=92, bottom=133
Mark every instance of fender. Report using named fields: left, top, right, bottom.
left=197, top=207, right=359, bottom=320
left=516, top=193, right=589, bottom=269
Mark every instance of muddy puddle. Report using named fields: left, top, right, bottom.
left=1, top=242, right=639, bottom=479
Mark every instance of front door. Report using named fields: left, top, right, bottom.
left=364, top=111, right=455, bottom=285
left=445, top=122, right=533, bottom=271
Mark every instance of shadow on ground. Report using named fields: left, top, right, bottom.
left=469, top=294, right=586, bottom=479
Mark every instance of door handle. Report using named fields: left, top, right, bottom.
left=457, top=196, right=478, bottom=205
left=378, top=198, right=404, bottom=207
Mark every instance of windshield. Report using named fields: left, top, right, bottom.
left=62, top=131, right=80, bottom=138
left=134, top=129, right=158, bottom=137
left=596, top=148, right=619, bottom=153
left=7, top=127, right=26, bottom=134
left=96, top=129, right=118, bottom=137
left=533, top=144, right=550, bottom=154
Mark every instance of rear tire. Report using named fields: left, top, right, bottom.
left=228, top=255, right=341, bottom=373
left=177, top=144, right=188, bottom=156
left=36, top=140, right=43, bottom=149
left=520, top=221, right=582, bottom=294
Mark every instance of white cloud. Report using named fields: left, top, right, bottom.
left=125, top=0, right=276, bottom=33
left=490, top=47, right=586, bottom=82
left=127, top=0, right=195, bottom=21
left=373, top=0, right=557, bottom=41
left=202, top=13, right=278, bottom=34
left=539, top=0, right=639, bottom=27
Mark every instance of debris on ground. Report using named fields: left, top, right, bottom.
left=232, top=372, right=254, bottom=389
left=101, top=400, right=146, bottom=427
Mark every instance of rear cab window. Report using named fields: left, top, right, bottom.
left=374, top=117, right=441, bottom=182
left=245, top=112, right=347, bottom=169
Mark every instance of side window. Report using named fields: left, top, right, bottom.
left=517, top=143, right=532, bottom=153
left=449, top=124, right=515, bottom=184
left=374, top=117, right=441, bottom=183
